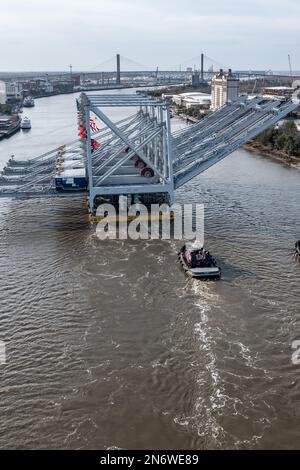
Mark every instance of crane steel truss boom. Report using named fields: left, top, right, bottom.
left=0, top=90, right=299, bottom=208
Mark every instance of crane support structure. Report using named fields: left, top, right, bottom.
left=0, top=89, right=299, bottom=214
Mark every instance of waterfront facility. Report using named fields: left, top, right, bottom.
left=0, top=81, right=6, bottom=105
left=211, top=69, right=240, bottom=111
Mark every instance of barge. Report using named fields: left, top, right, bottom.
left=55, top=168, right=87, bottom=191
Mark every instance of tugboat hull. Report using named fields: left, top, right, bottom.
left=178, top=247, right=221, bottom=279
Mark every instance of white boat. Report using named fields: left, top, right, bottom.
left=20, top=116, right=31, bottom=130
left=23, top=96, right=35, bottom=107
left=178, top=242, right=221, bottom=279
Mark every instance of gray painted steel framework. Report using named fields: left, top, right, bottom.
left=80, top=93, right=174, bottom=210
left=0, top=90, right=299, bottom=207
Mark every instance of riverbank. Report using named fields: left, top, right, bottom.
left=243, top=141, right=300, bottom=170
left=28, top=83, right=165, bottom=101
left=32, top=85, right=131, bottom=100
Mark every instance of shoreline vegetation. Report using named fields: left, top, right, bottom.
left=245, top=121, right=300, bottom=170
left=243, top=141, right=300, bottom=170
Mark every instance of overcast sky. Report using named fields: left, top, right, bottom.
left=1, top=0, right=299, bottom=71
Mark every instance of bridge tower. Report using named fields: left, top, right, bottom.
left=201, top=53, right=204, bottom=81
left=116, top=54, right=121, bottom=85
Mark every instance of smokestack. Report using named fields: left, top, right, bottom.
left=116, top=54, right=121, bottom=85
left=201, top=53, right=204, bottom=81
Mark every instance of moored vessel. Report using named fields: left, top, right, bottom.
left=55, top=168, right=87, bottom=191
left=20, top=116, right=31, bottom=129
left=23, top=96, right=35, bottom=108
left=0, top=115, right=21, bottom=140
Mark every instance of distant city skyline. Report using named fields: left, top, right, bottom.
left=1, top=0, right=299, bottom=72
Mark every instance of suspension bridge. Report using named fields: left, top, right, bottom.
left=0, top=87, right=299, bottom=215
left=1, top=53, right=299, bottom=83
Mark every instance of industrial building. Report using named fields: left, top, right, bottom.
left=5, top=82, right=23, bottom=101
left=262, top=86, right=294, bottom=99
left=192, top=72, right=201, bottom=87
left=172, top=92, right=211, bottom=112
left=0, top=81, right=6, bottom=105
left=211, top=69, right=240, bottom=111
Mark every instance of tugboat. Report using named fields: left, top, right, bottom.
left=178, top=242, right=221, bottom=279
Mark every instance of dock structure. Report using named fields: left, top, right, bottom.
left=0, top=90, right=299, bottom=213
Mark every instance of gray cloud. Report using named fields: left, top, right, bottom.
left=0, top=0, right=299, bottom=71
